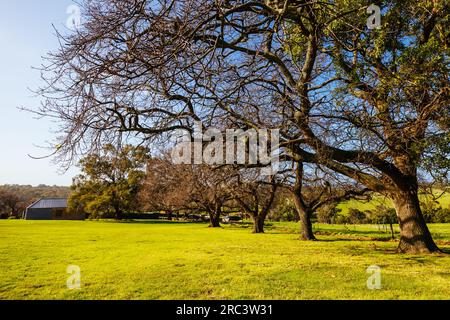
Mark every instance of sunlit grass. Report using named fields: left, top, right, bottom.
left=0, top=220, right=449, bottom=300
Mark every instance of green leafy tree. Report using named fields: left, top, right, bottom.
left=316, top=203, right=342, bottom=224
left=270, top=197, right=299, bottom=222
left=367, top=206, right=398, bottom=239
left=69, top=144, right=149, bottom=219
left=347, top=208, right=367, bottom=225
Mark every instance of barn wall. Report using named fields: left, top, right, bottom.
left=24, top=208, right=85, bottom=220
left=25, top=208, right=53, bottom=220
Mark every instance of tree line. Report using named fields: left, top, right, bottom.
left=67, top=144, right=450, bottom=236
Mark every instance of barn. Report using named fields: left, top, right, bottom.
left=24, top=198, right=85, bottom=220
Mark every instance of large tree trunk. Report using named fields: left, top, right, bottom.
left=114, top=210, right=122, bottom=220
left=252, top=215, right=265, bottom=233
left=390, top=190, right=440, bottom=253
left=113, top=203, right=122, bottom=220
left=209, top=213, right=221, bottom=227
left=298, top=208, right=316, bottom=241
left=209, top=206, right=221, bottom=228
left=292, top=193, right=316, bottom=241
left=292, top=161, right=316, bottom=240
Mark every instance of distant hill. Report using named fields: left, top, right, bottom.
left=338, top=190, right=450, bottom=215
left=0, top=184, right=70, bottom=200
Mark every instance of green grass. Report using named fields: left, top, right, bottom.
left=0, top=220, right=449, bottom=300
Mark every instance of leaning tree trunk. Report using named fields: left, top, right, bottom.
left=291, top=161, right=316, bottom=240
left=252, top=215, right=265, bottom=233
left=391, top=190, right=440, bottom=253
left=298, top=208, right=316, bottom=241
left=292, top=193, right=316, bottom=240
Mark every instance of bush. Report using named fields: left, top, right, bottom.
left=420, top=200, right=450, bottom=223
left=269, top=198, right=298, bottom=222
left=365, top=205, right=396, bottom=225
left=316, top=203, right=341, bottom=224
left=421, top=200, right=440, bottom=223
left=122, top=212, right=161, bottom=220
left=430, top=207, right=450, bottom=223
left=347, top=208, right=367, bottom=224
left=335, top=214, right=349, bottom=224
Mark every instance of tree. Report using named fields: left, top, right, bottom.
left=367, top=206, right=398, bottom=240
left=37, top=0, right=449, bottom=253
left=268, top=191, right=299, bottom=222
left=347, top=208, right=367, bottom=225
left=188, top=165, right=237, bottom=227
left=316, top=203, right=341, bottom=224
left=139, top=156, right=192, bottom=220
left=69, top=144, right=149, bottom=219
left=298, top=0, right=448, bottom=253
left=287, top=162, right=370, bottom=240
left=141, top=156, right=237, bottom=227
left=0, top=189, right=26, bottom=218
left=231, top=172, right=278, bottom=233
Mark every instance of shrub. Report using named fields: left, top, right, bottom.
left=335, top=214, right=349, bottom=224
left=317, top=203, right=341, bottom=224
left=365, top=205, right=396, bottom=225
left=421, top=200, right=440, bottom=223
left=431, top=207, right=450, bottom=223
left=347, top=208, right=367, bottom=224
left=420, top=199, right=450, bottom=223
left=269, top=198, right=298, bottom=222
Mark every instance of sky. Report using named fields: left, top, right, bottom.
left=0, top=0, right=80, bottom=186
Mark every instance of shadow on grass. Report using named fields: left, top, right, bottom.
left=93, top=220, right=450, bottom=252
left=315, top=228, right=396, bottom=237
left=316, top=237, right=395, bottom=242
left=98, top=219, right=206, bottom=225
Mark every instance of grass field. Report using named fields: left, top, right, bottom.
left=0, top=220, right=449, bottom=300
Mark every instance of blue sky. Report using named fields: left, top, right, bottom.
left=0, top=0, right=80, bottom=186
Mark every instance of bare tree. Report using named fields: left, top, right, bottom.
left=188, top=165, right=237, bottom=227
left=231, top=171, right=278, bottom=233
left=139, top=157, right=191, bottom=219
left=37, top=0, right=449, bottom=253
left=284, top=161, right=370, bottom=240
left=140, top=156, right=236, bottom=227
